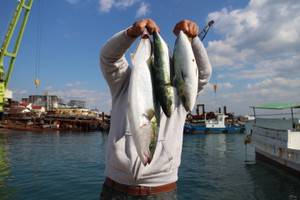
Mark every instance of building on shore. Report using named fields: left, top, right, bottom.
left=22, top=95, right=59, bottom=110
left=2, top=93, right=110, bottom=132
left=68, top=100, right=86, bottom=108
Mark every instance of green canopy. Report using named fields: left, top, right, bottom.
left=251, top=103, right=300, bottom=110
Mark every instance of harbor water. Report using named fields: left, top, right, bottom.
left=0, top=130, right=300, bottom=200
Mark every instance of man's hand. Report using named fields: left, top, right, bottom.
left=127, top=19, right=160, bottom=38
left=173, top=20, right=199, bottom=38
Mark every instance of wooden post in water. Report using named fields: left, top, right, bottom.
left=291, top=108, right=295, bottom=130
left=102, top=112, right=105, bottom=122
left=253, top=107, right=256, bottom=123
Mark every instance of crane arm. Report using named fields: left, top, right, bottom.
left=199, top=20, right=214, bottom=41
left=0, top=0, right=34, bottom=113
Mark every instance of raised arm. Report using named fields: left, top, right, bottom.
left=173, top=20, right=212, bottom=93
left=100, top=30, right=135, bottom=97
left=100, top=19, right=160, bottom=97
left=192, top=37, right=212, bottom=93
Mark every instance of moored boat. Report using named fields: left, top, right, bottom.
left=184, top=112, right=244, bottom=134
left=247, top=103, right=300, bottom=176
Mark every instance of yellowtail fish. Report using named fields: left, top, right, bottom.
left=127, top=34, right=158, bottom=166
left=173, top=31, right=198, bottom=112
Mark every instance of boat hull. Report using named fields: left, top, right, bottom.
left=251, top=123, right=300, bottom=177
left=256, top=147, right=300, bottom=177
left=184, top=123, right=244, bottom=134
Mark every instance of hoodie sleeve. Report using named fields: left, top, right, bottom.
left=191, top=37, right=212, bottom=93
left=100, top=29, right=136, bottom=97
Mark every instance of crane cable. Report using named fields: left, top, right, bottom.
left=200, top=20, right=219, bottom=111
left=34, top=0, right=42, bottom=88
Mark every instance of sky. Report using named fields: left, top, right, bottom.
left=0, top=0, right=299, bottom=115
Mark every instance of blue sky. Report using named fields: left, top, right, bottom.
left=1, top=0, right=299, bottom=115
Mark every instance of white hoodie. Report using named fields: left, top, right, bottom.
left=100, top=29, right=212, bottom=187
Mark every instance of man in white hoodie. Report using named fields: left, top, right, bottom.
left=100, top=19, right=212, bottom=199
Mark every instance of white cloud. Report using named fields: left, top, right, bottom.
left=136, top=2, right=150, bottom=17
left=98, top=0, right=150, bottom=17
left=99, top=0, right=139, bottom=12
left=222, top=82, right=234, bottom=89
left=13, top=83, right=112, bottom=113
left=199, top=77, right=300, bottom=115
left=207, top=0, right=300, bottom=69
left=99, top=0, right=114, bottom=12
left=202, top=0, right=300, bottom=114
left=206, top=82, right=234, bottom=91
left=65, top=0, right=81, bottom=4
left=12, top=89, right=29, bottom=100
left=65, top=81, right=82, bottom=87
left=115, top=0, right=137, bottom=9
left=45, top=82, right=111, bottom=112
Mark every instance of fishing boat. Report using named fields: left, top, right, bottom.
left=246, top=103, right=300, bottom=176
left=184, top=112, right=244, bottom=134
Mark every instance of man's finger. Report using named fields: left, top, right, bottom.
left=182, top=22, right=190, bottom=36
left=173, top=24, right=180, bottom=36
left=147, top=25, right=155, bottom=34
left=136, top=20, right=148, bottom=32
left=147, top=19, right=160, bottom=34
left=189, top=23, right=198, bottom=38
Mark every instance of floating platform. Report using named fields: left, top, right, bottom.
left=0, top=113, right=110, bottom=132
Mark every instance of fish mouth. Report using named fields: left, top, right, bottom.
left=142, top=153, right=152, bottom=166
left=142, top=30, right=150, bottom=39
left=142, top=33, right=150, bottom=39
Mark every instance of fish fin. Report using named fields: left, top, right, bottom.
left=146, top=40, right=154, bottom=66
left=154, top=101, right=161, bottom=126
left=170, top=56, right=175, bottom=85
left=181, top=71, right=185, bottom=81
left=149, top=117, right=158, bottom=164
left=145, top=109, right=155, bottom=120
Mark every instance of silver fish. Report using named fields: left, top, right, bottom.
left=173, top=31, right=198, bottom=112
left=127, top=35, right=158, bottom=166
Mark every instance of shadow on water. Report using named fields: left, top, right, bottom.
left=0, top=130, right=16, bottom=200
left=245, top=160, right=300, bottom=200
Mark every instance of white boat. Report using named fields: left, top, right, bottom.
left=205, top=113, right=227, bottom=129
left=247, top=103, right=300, bottom=176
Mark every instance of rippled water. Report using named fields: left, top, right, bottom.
left=0, top=130, right=299, bottom=200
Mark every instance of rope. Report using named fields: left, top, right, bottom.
left=34, top=0, right=43, bottom=88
